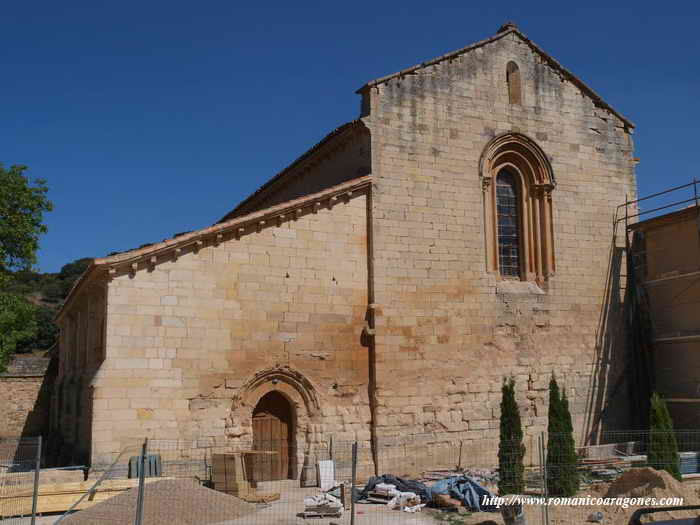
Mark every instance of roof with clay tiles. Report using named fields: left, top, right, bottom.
left=0, top=356, right=50, bottom=377
left=56, top=175, right=372, bottom=321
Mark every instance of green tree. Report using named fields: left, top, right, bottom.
left=649, top=392, right=681, bottom=481
left=559, top=390, right=580, bottom=495
left=0, top=164, right=52, bottom=277
left=15, top=305, right=59, bottom=353
left=0, top=164, right=52, bottom=371
left=498, top=376, right=525, bottom=494
left=0, top=294, right=38, bottom=370
left=58, top=257, right=92, bottom=297
left=3, top=256, right=92, bottom=355
left=546, top=374, right=579, bottom=496
left=546, top=374, right=562, bottom=494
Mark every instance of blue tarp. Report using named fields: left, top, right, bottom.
left=426, top=475, right=498, bottom=512
left=356, top=475, right=431, bottom=502
left=356, top=474, right=497, bottom=513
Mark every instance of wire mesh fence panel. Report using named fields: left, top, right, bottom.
left=52, top=442, right=144, bottom=525
left=577, top=430, right=700, bottom=481
left=138, top=438, right=353, bottom=525
left=43, top=431, right=700, bottom=524
left=534, top=430, right=700, bottom=525
left=40, top=437, right=519, bottom=524
left=0, top=437, right=41, bottom=524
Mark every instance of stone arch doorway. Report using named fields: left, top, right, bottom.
left=250, top=391, right=295, bottom=481
left=230, top=366, right=323, bottom=481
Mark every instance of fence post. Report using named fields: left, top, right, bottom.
left=30, top=435, right=42, bottom=525
left=457, top=440, right=464, bottom=470
left=134, top=438, right=148, bottom=525
left=350, top=441, right=358, bottom=525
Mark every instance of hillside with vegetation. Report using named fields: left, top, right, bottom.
left=4, top=258, right=92, bottom=354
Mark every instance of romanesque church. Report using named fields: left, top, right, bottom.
left=52, top=23, right=636, bottom=475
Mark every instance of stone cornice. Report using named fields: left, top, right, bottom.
left=56, top=175, right=372, bottom=323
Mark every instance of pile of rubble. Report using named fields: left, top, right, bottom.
left=370, top=482, right=424, bottom=513
left=464, top=468, right=499, bottom=487
left=301, top=492, right=344, bottom=518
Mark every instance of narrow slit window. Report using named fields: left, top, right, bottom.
left=507, top=61, right=522, bottom=105
left=496, top=170, right=521, bottom=277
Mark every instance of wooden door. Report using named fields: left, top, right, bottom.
left=250, top=391, right=293, bottom=481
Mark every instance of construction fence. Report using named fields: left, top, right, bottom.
left=2, top=431, right=700, bottom=524
left=0, top=437, right=42, bottom=525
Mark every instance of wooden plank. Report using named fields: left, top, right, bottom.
left=1, top=478, right=142, bottom=499
left=241, top=491, right=280, bottom=503
left=298, top=510, right=342, bottom=518
left=0, top=477, right=174, bottom=517
left=0, top=469, right=84, bottom=486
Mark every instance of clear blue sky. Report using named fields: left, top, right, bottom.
left=4, top=2, right=698, bottom=272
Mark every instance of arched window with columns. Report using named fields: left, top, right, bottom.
left=481, top=133, right=555, bottom=283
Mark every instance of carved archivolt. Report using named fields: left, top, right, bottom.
left=480, top=133, right=556, bottom=283
left=232, top=366, right=321, bottom=415
left=227, top=366, right=323, bottom=443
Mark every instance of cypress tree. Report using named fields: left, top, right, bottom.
left=559, top=391, right=580, bottom=495
left=649, top=392, right=681, bottom=481
left=546, top=374, right=562, bottom=496
left=498, top=377, right=525, bottom=494
left=546, top=374, right=579, bottom=496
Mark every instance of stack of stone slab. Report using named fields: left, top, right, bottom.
left=301, top=493, right=343, bottom=518
left=212, top=453, right=256, bottom=498
left=212, top=452, right=280, bottom=503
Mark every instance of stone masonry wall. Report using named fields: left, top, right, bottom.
left=365, top=31, right=636, bottom=455
left=91, top=191, right=370, bottom=465
left=0, top=378, right=47, bottom=438
left=0, top=357, right=51, bottom=439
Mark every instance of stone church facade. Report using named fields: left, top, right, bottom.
left=52, top=23, right=637, bottom=471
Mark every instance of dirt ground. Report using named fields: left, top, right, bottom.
left=2, top=482, right=438, bottom=525
left=448, top=468, right=700, bottom=525
left=212, top=481, right=438, bottom=525
left=4, top=468, right=700, bottom=525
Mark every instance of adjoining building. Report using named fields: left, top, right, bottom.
left=625, top=189, right=700, bottom=429
left=0, top=356, right=52, bottom=439
left=51, top=23, right=637, bottom=475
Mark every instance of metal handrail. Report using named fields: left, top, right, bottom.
left=626, top=197, right=698, bottom=221
left=616, top=178, right=699, bottom=226
left=617, top=179, right=698, bottom=209
left=628, top=504, right=700, bottom=525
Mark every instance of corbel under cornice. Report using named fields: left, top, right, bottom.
left=56, top=175, right=372, bottom=322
